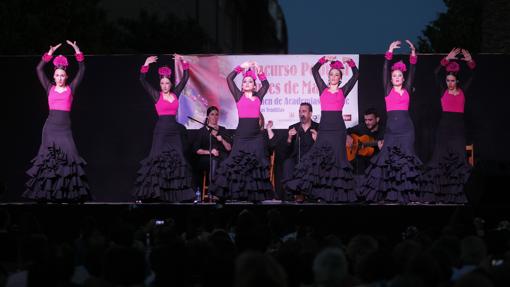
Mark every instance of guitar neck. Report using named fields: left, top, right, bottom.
left=360, top=141, right=379, bottom=147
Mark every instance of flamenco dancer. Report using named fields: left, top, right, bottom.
left=285, top=55, right=359, bottom=202
left=359, top=40, right=423, bottom=204
left=24, top=41, right=90, bottom=202
left=209, top=61, right=272, bottom=201
left=134, top=55, right=195, bottom=202
left=422, top=48, right=476, bottom=204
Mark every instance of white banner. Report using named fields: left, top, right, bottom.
left=176, top=54, right=359, bottom=129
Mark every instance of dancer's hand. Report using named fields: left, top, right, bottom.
left=47, top=43, right=62, bottom=56
left=66, top=40, right=81, bottom=54
left=144, top=56, right=158, bottom=66
left=405, top=40, right=416, bottom=52
left=324, top=55, right=337, bottom=62
left=388, top=41, right=401, bottom=53
left=446, top=48, right=461, bottom=60
left=253, top=62, right=262, bottom=74
left=216, top=135, right=223, bottom=142
left=240, top=61, right=251, bottom=69
left=460, top=49, right=473, bottom=62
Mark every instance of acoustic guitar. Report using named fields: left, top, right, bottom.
left=346, top=134, right=379, bottom=161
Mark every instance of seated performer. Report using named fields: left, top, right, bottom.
left=193, top=106, right=232, bottom=193
left=346, top=108, right=384, bottom=175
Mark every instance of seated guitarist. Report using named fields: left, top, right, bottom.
left=346, top=108, right=385, bottom=174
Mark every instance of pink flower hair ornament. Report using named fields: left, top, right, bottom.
left=391, top=60, right=407, bottom=72
left=158, top=66, right=172, bottom=78
left=446, top=61, right=460, bottom=73
left=330, top=60, right=344, bottom=70
left=53, top=55, right=69, bottom=70
left=243, top=69, right=257, bottom=81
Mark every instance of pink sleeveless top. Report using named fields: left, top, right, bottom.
left=320, top=89, right=345, bottom=111
left=48, top=86, right=73, bottom=111
left=385, top=88, right=410, bottom=111
left=237, top=95, right=261, bottom=118
left=441, top=89, right=465, bottom=113
left=155, top=93, right=179, bottom=115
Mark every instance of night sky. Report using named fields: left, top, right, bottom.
left=279, top=0, right=446, bottom=54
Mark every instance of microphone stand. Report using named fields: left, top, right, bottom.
left=208, top=129, right=212, bottom=202
left=188, top=116, right=232, bottom=141
left=297, top=132, right=301, bottom=163
left=298, top=116, right=305, bottom=163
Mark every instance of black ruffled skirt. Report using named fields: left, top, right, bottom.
left=359, top=111, right=423, bottom=203
left=285, top=111, right=356, bottom=202
left=421, top=112, right=470, bottom=203
left=24, top=110, right=90, bottom=202
left=134, top=116, right=194, bottom=202
left=209, top=118, right=272, bottom=201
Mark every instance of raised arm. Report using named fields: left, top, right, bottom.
left=139, top=56, right=160, bottom=103
left=66, top=41, right=85, bottom=92
left=172, top=55, right=190, bottom=97
left=254, top=62, right=269, bottom=100
left=311, top=56, right=328, bottom=93
left=341, top=57, right=359, bottom=96
left=384, top=41, right=401, bottom=94
left=460, top=49, right=476, bottom=93
left=437, top=48, right=461, bottom=91
left=404, top=40, right=417, bottom=92
left=70, top=55, right=85, bottom=92
left=36, top=56, right=51, bottom=92
left=227, top=65, right=244, bottom=102
left=37, top=43, right=62, bottom=92
left=435, top=61, right=447, bottom=92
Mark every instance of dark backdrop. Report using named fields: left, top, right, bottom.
left=2, top=54, right=509, bottom=202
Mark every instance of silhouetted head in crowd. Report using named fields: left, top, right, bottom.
left=393, top=240, right=423, bottom=273
left=235, top=251, right=287, bottom=287
left=313, top=248, right=349, bottom=287
left=454, top=271, right=494, bottom=287
left=347, top=235, right=379, bottom=270
left=460, top=236, right=487, bottom=266
left=356, top=250, right=395, bottom=285
left=104, top=247, right=146, bottom=286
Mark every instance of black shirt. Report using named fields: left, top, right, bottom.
left=193, top=126, right=232, bottom=162
left=286, top=121, right=320, bottom=161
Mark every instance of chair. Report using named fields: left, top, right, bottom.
left=269, top=151, right=276, bottom=189
left=466, top=144, right=474, bottom=166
